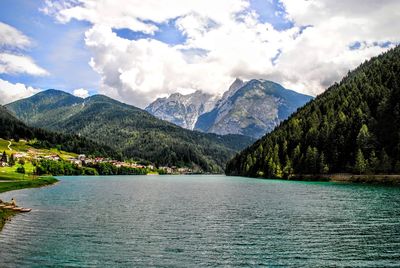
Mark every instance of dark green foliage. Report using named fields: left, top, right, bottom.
left=7, top=91, right=254, bottom=172
left=0, top=105, right=118, bottom=158
left=36, top=159, right=149, bottom=176
left=226, top=46, right=400, bottom=177
left=354, top=149, right=367, bottom=174
left=8, top=154, right=15, bottom=166
left=0, top=176, right=57, bottom=194
left=16, top=166, right=25, bottom=174
left=1, top=151, right=6, bottom=163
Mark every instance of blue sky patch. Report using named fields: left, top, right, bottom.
left=249, top=0, right=293, bottom=30
left=0, top=0, right=99, bottom=93
left=113, top=18, right=187, bottom=46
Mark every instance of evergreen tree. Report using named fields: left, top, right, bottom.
left=319, top=152, right=329, bottom=174
left=274, top=163, right=283, bottom=178
left=1, top=151, right=7, bottom=163
left=355, top=149, right=367, bottom=174
left=368, top=151, right=379, bottom=173
left=283, top=156, right=294, bottom=178
left=267, top=157, right=275, bottom=177
left=292, top=144, right=302, bottom=171
left=394, top=161, right=400, bottom=173
left=8, top=154, right=15, bottom=166
left=356, top=124, right=372, bottom=153
left=379, top=149, right=392, bottom=173
left=305, top=146, right=318, bottom=174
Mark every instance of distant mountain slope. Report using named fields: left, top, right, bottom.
left=7, top=92, right=254, bottom=172
left=195, top=79, right=312, bottom=138
left=6, top=89, right=83, bottom=127
left=0, top=105, right=117, bottom=158
left=145, top=90, right=217, bottom=129
left=226, top=46, right=400, bottom=178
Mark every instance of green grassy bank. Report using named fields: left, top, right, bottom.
left=0, top=176, right=58, bottom=193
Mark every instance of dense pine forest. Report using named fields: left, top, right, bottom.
left=0, top=105, right=118, bottom=158
left=226, top=46, right=400, bottom=178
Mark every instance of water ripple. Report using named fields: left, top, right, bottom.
left=0, top=175, right=400, bottom=267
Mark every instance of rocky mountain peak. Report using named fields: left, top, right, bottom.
left=194, top=79, right=313, bottom=138
left=145, top=90, right=218, bottom=130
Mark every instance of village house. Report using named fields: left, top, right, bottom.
left=68, top=158, right=82, bottom=166
left=159, top=166, right=173, bottom=174
left=13, top=153, right=27, bottom=159
left=44, top=155, right=60, bottom=161
left=83, top=158, right=93, bottom=164
left=94, top=157, right=104, bottom=163
left=177, top=167, right=192, bottom=174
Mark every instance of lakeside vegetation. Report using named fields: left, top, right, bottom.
left=227, top=46, right=400, bottom=179
left=0, top=176, right=58, bottom=194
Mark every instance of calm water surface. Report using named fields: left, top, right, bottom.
left=0, top=175, right=400, bottom=267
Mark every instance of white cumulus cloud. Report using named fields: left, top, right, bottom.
left=43, top=0, right=400, bottom=107
left=0, top=22, right=31, bottom=49
left=0, top=22, right=49, bottom=76
left=0, top=78, right=40, bottom=105
left=274, top=0, right=400, bottom=95
left=73, top=88, right=89, bottom=98
left=0, top=53, right=49, bottom=76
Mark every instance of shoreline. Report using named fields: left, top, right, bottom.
left=288, top=174, right=400, bottom=186
left=228, top=173, right=400, bottom=186
left=0, top=176, right=58, bottom=230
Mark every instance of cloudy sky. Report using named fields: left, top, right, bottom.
left=0, top=0, right=399, bottom=107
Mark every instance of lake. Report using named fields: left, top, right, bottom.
left=0, top=175, right=400, bottom=267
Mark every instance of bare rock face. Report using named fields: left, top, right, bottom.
left=145, top=90, right=218, bottom=130
left=195, top=79, right=313, bottom=138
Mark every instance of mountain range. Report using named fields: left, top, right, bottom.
left=6, top=90, right=254, bottom=172
left=226, top=46, right=400, bottom=177
left=146, top=78, right=312, bottom=138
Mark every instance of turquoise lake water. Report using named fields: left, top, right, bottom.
left=0, top=175, right=400, bottom=267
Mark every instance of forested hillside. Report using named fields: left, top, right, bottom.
left=226, top=46, right=400, bottom=178
left=0, top=105, right=117, bottom=158
left=7, top=92, right=254, bottom=172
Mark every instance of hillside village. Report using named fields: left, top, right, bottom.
left=0, top=139, right=194, bottom=176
